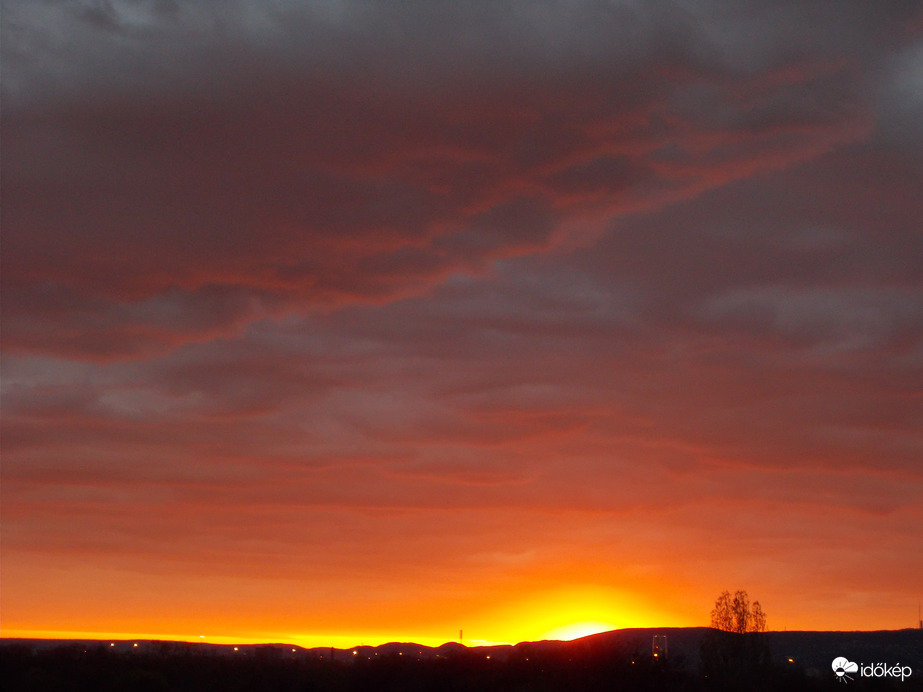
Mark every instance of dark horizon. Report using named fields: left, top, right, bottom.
left=4, top=621, right=923, bottom=651
left=4, top=627, right=921, bottom=691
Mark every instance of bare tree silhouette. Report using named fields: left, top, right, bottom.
left=710, top=590, right=767, bottom=633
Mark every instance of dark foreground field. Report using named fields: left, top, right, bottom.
left=3, top=628, right=921, bottom=691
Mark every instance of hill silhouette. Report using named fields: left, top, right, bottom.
left=3, top=627, right=921, bottom=691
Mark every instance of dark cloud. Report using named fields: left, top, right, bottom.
left=2, top=0, right=892, bottom=358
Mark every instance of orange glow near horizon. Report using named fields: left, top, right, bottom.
left=3, top=528, right=918, bottom=645
left=0, top=623, right=618, bottom=649
left=0, top=573, right=695, bottom=648
left=2, top=568, right=918, bottom=646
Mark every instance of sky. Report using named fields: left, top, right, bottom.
left=2, top=0, right=922, bottom=647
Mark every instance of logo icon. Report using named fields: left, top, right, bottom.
left=832, top=657, right=859, bottom=683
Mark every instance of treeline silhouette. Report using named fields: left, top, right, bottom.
left=8, top=632, right=917, bottom=692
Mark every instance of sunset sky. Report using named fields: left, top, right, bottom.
left=2, top=0, right=921, bottom=647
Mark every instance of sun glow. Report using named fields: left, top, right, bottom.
left=543, top=621, right=618, bottom=641
left=475, top=582, right=669, bottom=645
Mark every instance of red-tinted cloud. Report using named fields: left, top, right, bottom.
left=2, top=1, right=888, bottom=358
